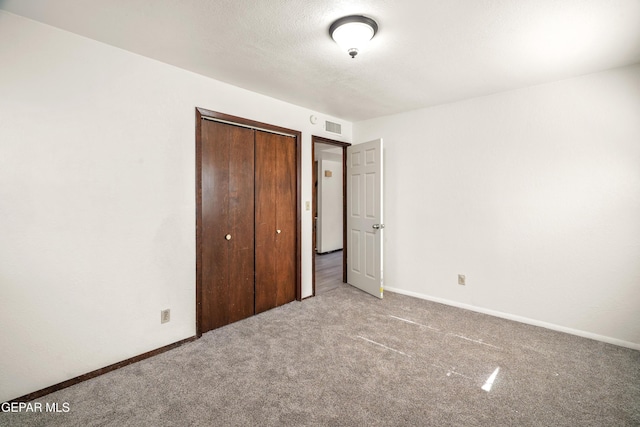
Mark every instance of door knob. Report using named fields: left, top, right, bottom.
left=225, top=234, right=231, bottom=240
left=372, top=224, right=385, bottom=230
left=276, top=229, right=281, bottom=234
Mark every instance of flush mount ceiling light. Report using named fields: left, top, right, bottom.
left=329, top=15, right=378, bottom=58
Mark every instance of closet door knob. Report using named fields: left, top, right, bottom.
left=225, top=234, right=231, bottom=240
left=276, top=229, right=281, bottom=234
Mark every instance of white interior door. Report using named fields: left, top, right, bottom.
left=347, top=138, right=384, bottom=298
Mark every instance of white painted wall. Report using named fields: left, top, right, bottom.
left=354, top=64, right=640, bottom=349
left=0, top=11, right=351, bottom=402
left=317, top=152, right=343, bottom=253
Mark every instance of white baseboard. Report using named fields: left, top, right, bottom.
left=385, top=286, right=640, bottom=351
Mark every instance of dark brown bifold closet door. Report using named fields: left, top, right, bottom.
left=201, top=120, right=255, bottom=332
left=255, top=131, right=297, bottom=313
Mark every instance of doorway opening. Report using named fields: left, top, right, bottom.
left=312, top=136, right=350, bottom=296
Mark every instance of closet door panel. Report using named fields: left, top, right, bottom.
left=227, top=127, right=255, bottom=324
left=255, top=131, right=296, bottom=313
left=254, top=132, right=278, bottom=313
left=201, top=121, right=231, bottom=332
left=275, top=135, right=297, bottom=305
left=201, top=121, right=254, bottom=331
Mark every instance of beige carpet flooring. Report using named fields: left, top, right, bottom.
left=2, top=267, right=639, bottom=426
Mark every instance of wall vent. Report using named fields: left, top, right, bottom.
left=324, top=120, right=342, bottom=135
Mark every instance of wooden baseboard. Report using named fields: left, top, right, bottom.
left=316, top=248, right=343, bottom=255
left=6, top=336, right=197, bottom=403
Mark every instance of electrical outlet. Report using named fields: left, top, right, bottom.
left=458, top=274, right=466, bottom=286
left=161, top=309, right=170, bottom=324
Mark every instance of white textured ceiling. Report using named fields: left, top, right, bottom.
left=2, top=0, right=640, bottom=121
